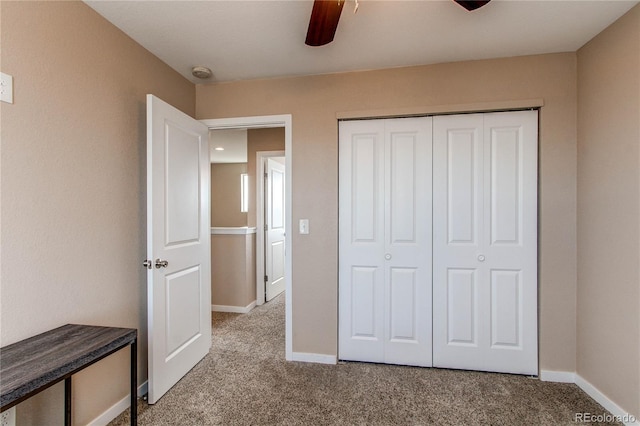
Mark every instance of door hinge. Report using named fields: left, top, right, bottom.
left=264, top=275, right=268, bottom=283
left=264, top=224, right=268, bottom=231
left=264, top=172, right=268, bottom=178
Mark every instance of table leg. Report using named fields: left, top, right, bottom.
left=130, top=338, right=137, bottom=426
left=64, top=377, right=72, bottom=426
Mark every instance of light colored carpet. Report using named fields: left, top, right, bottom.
left=110, top=293, right=618, bottom=425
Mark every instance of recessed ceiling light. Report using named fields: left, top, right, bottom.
left=215, top=147, right=225, bottom=151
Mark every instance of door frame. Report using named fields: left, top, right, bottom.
left=201, top=115, right=293, bottom=361
left=256, top=150, right=286, bottom=306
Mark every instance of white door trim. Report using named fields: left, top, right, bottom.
left=256, top=150, right=286, bottom=306
left=201, top=115, right=293, bottom=361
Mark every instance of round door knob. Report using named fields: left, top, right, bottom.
left=477, top=255, right=486, bottom=262
left=155, top=258, right=169, bottom=268
left=385, top=253, right=392, bottom=260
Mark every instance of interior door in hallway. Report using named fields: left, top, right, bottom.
left=432, top=110, right=538, bottom=375
left=146, top=95, right=211, bottom=403
left=339, top=117, right=433, bottom=367
left=265, top=157, right=286, bottom=301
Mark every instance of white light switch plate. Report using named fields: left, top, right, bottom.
left=0, top=72, right=14, bottom=104
left=299, top=219, right=309, bottom=234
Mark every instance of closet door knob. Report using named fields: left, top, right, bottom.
left=477, top=255, right=486, bottom=262
left=385, top=253, right=392, bottom=260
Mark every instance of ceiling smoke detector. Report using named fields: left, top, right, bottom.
left=192, top=66, right=212, bottom=79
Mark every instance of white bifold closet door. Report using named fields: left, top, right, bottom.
left=432, top=110, right=538, bottom=375
left=338, top=117, right=433, bottom=367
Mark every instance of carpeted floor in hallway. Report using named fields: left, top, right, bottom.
left=110, top=293, right=619, bottom=425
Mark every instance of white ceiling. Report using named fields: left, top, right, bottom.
left=85, top=0, right=638, bottom=84
left=210, top=129, right=248, bottom=163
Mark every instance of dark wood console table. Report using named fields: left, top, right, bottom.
left=0, top=324, right=137, bottom=425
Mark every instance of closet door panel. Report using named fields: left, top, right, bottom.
left=352, top=134, right=380, bottom=243
left=384, top=118, right=432, bottom=367
left=433, top=111, right=538, bottom=375
left=433, top=114, right=485, bottom=369
left=389, top=131, right=417, bottom=243
left=446, top=268, right=478, bottom=346
left=446, top=127, right=481, bottom=246
left=389, top=267, right=418, bottom=341
left=489, top=126, right=522, bottom=246
left=482, top=110, right=538, bottom=374
left=339, top=120, right=386, bottom=362
left=339, top=117, right=432, bottom=367
left=490, top=269, right=522, bottom=348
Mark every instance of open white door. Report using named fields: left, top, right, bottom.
left=265, top=157, right=286, bottom=301
left=146, top=95, right=211, bottom=404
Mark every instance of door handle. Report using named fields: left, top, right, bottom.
left=385, top=253, right=392, bottom=260
left=142, top=259, right=153, bottom=270
left=155, top=258, right=169, bottom=268
left=477, top=255, right=486, bottom=262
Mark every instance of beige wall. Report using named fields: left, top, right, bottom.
left=211, top=163, right=248, bottom=227
left=196, top=53, right=579, bottom=370
left=247, top=128, right=286, bottom=228
left=577, top=5, right=640, bottom=419
left=0, top=1, right=195, bottom=424
left=211, top=233, right=256, bottom=307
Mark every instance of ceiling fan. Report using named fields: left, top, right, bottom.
left=305, top=0, right=491, bottom=46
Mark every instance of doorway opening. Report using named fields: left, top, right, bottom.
left=202, top=115, right=293, bottom=361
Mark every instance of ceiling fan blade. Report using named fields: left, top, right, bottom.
left=453, top=0, right=491, bottom=11
left=305, top=0, right=345, bottom=47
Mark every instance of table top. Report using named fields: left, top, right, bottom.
left=0, top=324, right=137, bottom=410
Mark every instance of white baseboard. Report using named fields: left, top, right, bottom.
left=575, top=374, right=639, bottom=426
left=291, top=352, right=337, bottom=365
left=540, top=370, right=638, bottom=425
left=87, top=381, right=148, bottom=426
left=211, top=301, right=256, bottom=314
left=540, top=370, right=576, bottom=383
